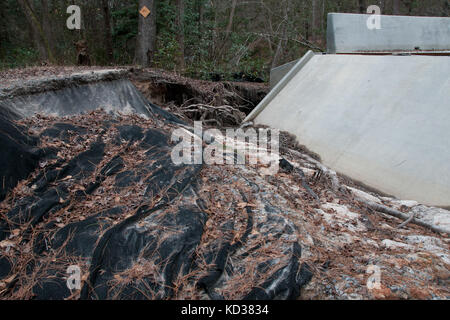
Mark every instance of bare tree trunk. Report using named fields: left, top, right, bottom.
left=198, top=0, right=204, bottom=34
left=175, top=0, right=185, bottom=70
left=303, top=0, right=310, bottom=41
left=358, top=0, right=366, bottom=13
left=135, top=0, right=157, bottom=67
left=18, top=0, right=56, bottom=63
left=393, top=0, right=401, bottom=14
left=311, top=0, right=321, bottom=42
left=101, top=0, right=114, bottom=63
left=271, top=0, right=290, bottom=69
left=260, top=0, right=273, bottom=54
left=402, top=0, right=414, bottom=14
left=41, top=0, right=55, bottom=56
left=217, top=0, right=238, bottom=59
left=225, top=0, right=238, bottom=37
left=0, top=2, right=8, bottom=44
left=212, top=0, right=219, bottom=59
left=28, top=4, right=47, bottom=60
left=379, top=0, right=386, bottom=13
left=271, top=38, right=283, bottom=69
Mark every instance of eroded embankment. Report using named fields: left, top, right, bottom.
left=0, top=107, right=448, bottom=300
left=0, top=109, right=312, bottom=299
left=0, top=68, right=448, bottom=300
left=130, top=68, right=269, bottom=126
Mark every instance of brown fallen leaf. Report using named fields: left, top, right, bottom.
left=3, top=275, right=15, bottom=284
left=409, top=287, right=431, bottom=300
left=74, top=185, right=86, bottom=191
left=0, top=240, right=14, bottom=248
left=237, top=202, right=257, bottom=208
left=370, top=285, right=393, bottom=300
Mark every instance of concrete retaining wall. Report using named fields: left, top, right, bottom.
left=249, top=53, right=450, bottom=207
left=327, top=13, right=450, bottom=53
left=270, top=60, right=300, bottom=89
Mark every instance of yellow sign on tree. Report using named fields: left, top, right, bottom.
left=139, top=6, right=151, bottom=18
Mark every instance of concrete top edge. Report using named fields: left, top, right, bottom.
left=327, top=13, right=450, bottom=53
left=0, top=69, right=129, bottom=101
left=244, top=50, right=316, bottom=123
left=328, top=12, right=450, bottom=19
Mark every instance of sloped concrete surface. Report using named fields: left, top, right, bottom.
left=270, top=59, right=300, bottom=89
left=250, top=53, right=450, bottom=207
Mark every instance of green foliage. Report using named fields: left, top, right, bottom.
left=0, top=46, right=39, bottom=70
left=2, top=0, right=447, bottom=80
left=153, top=0, right=178, bottom=69
left=111, top=4, right=139, bottom=64
left=154, top=35, right=179, bottom=70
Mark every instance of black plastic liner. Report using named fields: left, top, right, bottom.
left=0, top=111, right=44, bottom=202
left=0, top=89, right=311, bottom=300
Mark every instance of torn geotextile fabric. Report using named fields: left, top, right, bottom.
left=0, top=109, right=312, bottom=300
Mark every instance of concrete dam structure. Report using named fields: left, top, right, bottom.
left=246, top=14, right=450, bottom=207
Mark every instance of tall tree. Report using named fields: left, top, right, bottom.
left=135, top=0, right=157, bottom=67
left=197, top=0, right=204, bottom=34
left=41, top=0, right=55, bottom=54
left=402, top=0, right=415, bottom=14
left=358, top=0, right=366, bottom=13
left=175, top=0, right=185, bottom=69
left=18, top=0, right=56, bottom=63
left=212, top=0, right=220, bottom=59
left=393, top=0, right=401, bottom=14
left=0, top=2, right=7, bottom=44
left=216, top=0, right=238, bottom=60
left=101, top=0, right=114, bottom=63
left=271, top=0, right=290, bottom=69
left=225, top=0, right=238, bottom=37
left=311, top=0, right=321, bottom=42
